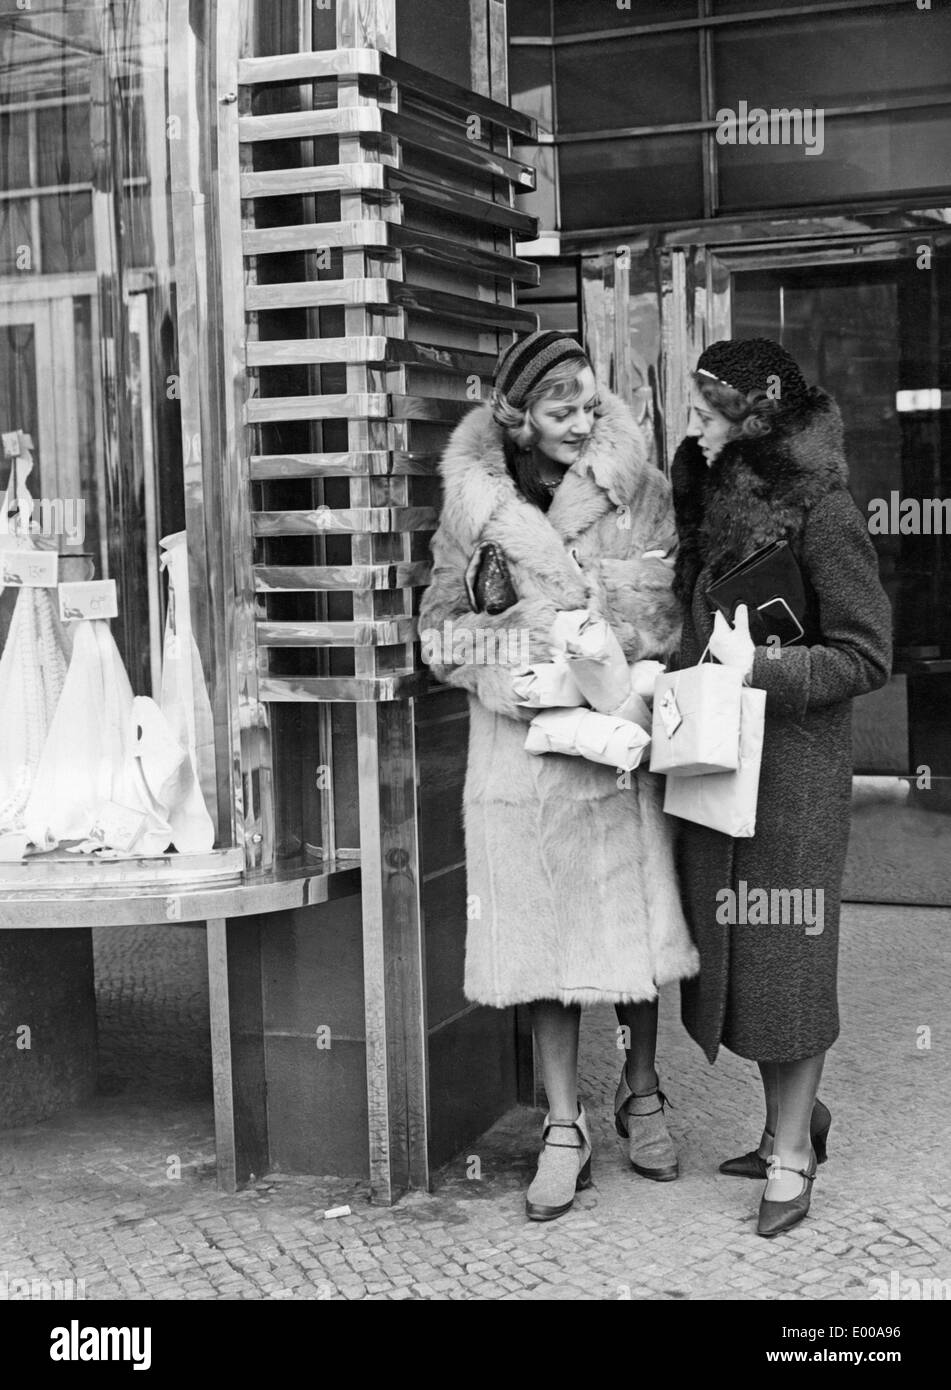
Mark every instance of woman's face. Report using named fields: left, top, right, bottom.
left=529, top=365, right=599, bottom=465
left=687, top=386, right=733, bottom=466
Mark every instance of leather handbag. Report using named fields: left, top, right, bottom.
left=465, top=541, right=517, bottom=615
left=705, top=539, right=807, bottom=646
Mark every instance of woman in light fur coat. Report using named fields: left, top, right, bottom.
left=419, top=331, right=699, bottom=1221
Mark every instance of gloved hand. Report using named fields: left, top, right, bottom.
left=709, top=603, right=755, bottom=682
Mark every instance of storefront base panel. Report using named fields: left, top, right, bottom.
left=0, top=928, right=97, bottom=1127
left=265, top=1036, right=370, bottom=1181
left=427, top=1005, right=521, bottom=1171
left=223, top=894, right=369, bottom=1181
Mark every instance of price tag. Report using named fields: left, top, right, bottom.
left=2, top=551, right=59, bottom=587
left=58, top=579, right=118, bottom=621
left=658, top=687, right=684, bottom=739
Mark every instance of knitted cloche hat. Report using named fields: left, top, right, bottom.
left=493, top=330, right=589, bottom=409
left=696, top=338, right=810, bottom=412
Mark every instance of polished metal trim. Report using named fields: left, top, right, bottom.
left=241, top=162, right=390, bottom=199
left=252, top=507, right=437, bottom=535
left=508, top=0, right=903, bottom=43
left=246, top=392, right=390, bottom=422
left=389, top=224, right=540, bottom=284
left=242, top=218, right=539, bottom=283
left=561, top=206, right=951, bottom=252
left=247, top=336, right=499, bottom=374
left=245, top=278, right=395, bottom=311
left=237, top=106, right=534, bottom=187
left=246, top=394, right=477, bottom=424
left=0, top=863, right=361, bottom=927
left=256, top=617, right=417, bottom=647
left=212, top=0, right=271, bottom=869
left=379, top=52, right=535, bottom=137
left=386, top=283, right=536, bottom=329
left=245, top=276, right=536, bottom=323
left=238, top=48, right=383, bottom=83
left=239, top=106, right=385, bottom=140
left=389, top=395, right=478, bottom=422
left=387, top=167, right=538, bottom=234
left=260, top=674, right=429, bottom=702
left=237, top=46, right=535, bottom=138
left=249, top=450, right=441, bottom=479
left=168, top=0, right=240, bottom=854
left=242, top=219, right=392, bottom=253
left=253, top=562, right=431, bottom=592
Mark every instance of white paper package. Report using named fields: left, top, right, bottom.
left=524, top=706, right=652, bottom=773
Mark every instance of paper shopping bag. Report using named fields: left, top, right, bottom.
left=649, top=661, right=743, bottom=776
left=662, top=687, right=767, bottom=837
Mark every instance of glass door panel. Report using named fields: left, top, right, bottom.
left=732, top=257, right=951, bottom=906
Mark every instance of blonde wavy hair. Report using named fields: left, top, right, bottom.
left=491, top=355, right=599, bottom=450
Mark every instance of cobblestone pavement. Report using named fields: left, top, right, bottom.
left=1, top=905, right=949, bottom=1301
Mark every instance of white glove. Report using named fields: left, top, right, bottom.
left=629, top=659, right=666, bottom=701
left=709, top=603, right=755, bottom=682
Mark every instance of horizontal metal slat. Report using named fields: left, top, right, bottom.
left=382, top=110, right=534, bottom=187
left=238, top=49, right=382, bottom=85
left=388, top=168, right=537, bottom=235
left=246, top=393, right=479, bottom=425
left=239, top=107, right=380, bottom=142
left=254, top=563, right=431, bottom=592
left=379, top=53, right=536, bottom=140
left=241, top=218, right=540, bottom=285
left=241, top=162, right=389, bottom=200
left=392, top=224, right=540, bottom=286
left=246, top=277, right=534, bottom=329
left=249, top=451, right=441, bottom=480
left=241, top=162, right=537, bottom=236
left=259, top=672, right=429, bottom=703
left=246, top=336, right=500, bottom=376
left=237, top=48, right=536, bottom=141
left=389, top=395, right=481, bottom=423
left=238, top=107, right=534, bottom=188
left=246, top=392, right=388, bottom=424
left=253, top=507, right=437, bottom=536
left=244, top=277, right=395, bottom=311
left=256, top=617, right=417, bottom=647
left=387, top=283, right=536, bottom=330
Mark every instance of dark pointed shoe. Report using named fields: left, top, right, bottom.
left=756, top=1153, right=817, bottom=1238
left=811, top=1099, right=832, bottom=1165
left=720, top=1100, right=832, bottom=1179
left=719, top=1137, right=772, bottom=1179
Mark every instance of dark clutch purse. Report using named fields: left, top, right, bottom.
left=705, top=539, right=808, bottom=646
left=465, top=541, right=518, bottom=615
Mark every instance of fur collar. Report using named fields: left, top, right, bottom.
left=438, top=387, right=650, bottom=551
left=672, top=386, right=849, bottom=599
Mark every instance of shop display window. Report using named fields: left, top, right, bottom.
left=0, top=1, right=230, bottom=879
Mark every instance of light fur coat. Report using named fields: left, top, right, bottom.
left=419, top=390, right=699, bottom=1007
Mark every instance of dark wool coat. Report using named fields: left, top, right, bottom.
left=418, top=390, right=699, bottom=1007
left=672, top=387, right=892, bottom=1063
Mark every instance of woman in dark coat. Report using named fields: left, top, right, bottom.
left=671, top=338, right=892, bottom=1236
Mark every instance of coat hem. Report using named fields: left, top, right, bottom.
left=465, top=984, right=665, bottom=1009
